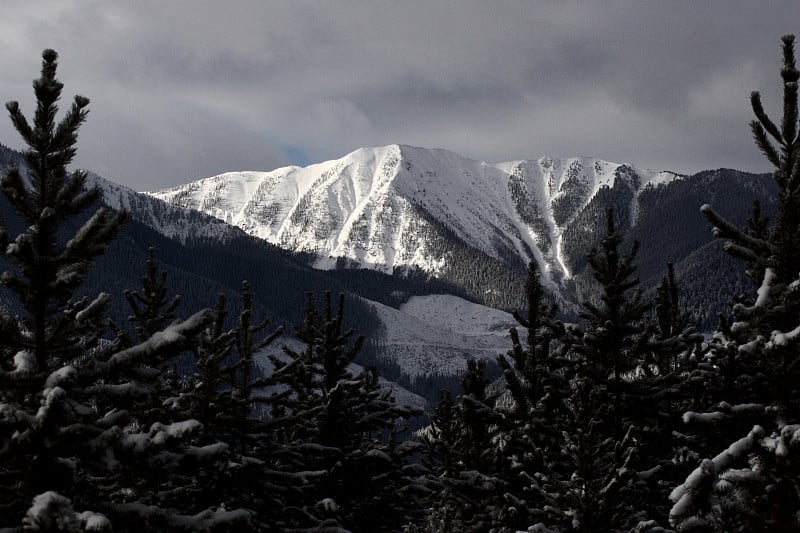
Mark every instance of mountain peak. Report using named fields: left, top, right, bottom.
left=150, top=145, right=683, bottom=285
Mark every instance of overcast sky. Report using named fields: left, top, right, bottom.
left=0, top=1, right=798, bottom=191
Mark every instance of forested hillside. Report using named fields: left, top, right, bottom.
left=1, top=36, right=800, bottom=532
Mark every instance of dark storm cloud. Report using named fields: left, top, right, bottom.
left=0, top=0, right=797, bottom=189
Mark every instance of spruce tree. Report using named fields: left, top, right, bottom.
left=72, top=250, right=250, bottom=530
left=576, top=208, right=650, bottom=432
left=227, top=280, right=282, bottom=444
left=420, top=389, right=460, bottom=530
left=651, top=263, right=694, bottom=373
left=216, top=281, right=292, bottom=532
left=0, top=48, right=127, bottom=523
left=494, top=261, right=571, bottom=531
left=123, top=247, right=181, bottom=343
left=670, top=35, right=800, bottom=532
left=0, top=50, right=128, bottom=370
left=622, top=263, right=703, bottom=529
left=567, top=208, right=650, bottom=531
left=268, top=291, right=423, bottom=532
left=0, top=50, right=247, bottom=531
left=109, top=248, right=185, bottom=430
left=419, top=359, right=508, bottom=532
left=170, top=282, right=291, bottom=531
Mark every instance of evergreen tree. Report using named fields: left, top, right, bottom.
left=216, top=281, right=293, bottom=532
left=576, top=208, right=650, bottom=433
left=566, top=208, right=650, bottom=531
left=420, top=359, right=506, bottom=533
left=0, top=50, right=246, bottom=530
left=189, top=293, right=237, bottom=434
left=743, top=200, right=770, bottom=291
left=652, top=263, right=693, bottom=371
left=174, top=282, right=291, bottom=531
left=0, top=48, right=127, bottom=523
left=228, top=280, right=282, bottom=442
left=494, top=261, right=571, bottom=531
left=670, top=35, right=800, bottom=532
left=109, top=248, right=185, bottom=429
left=268, top=291, right=423, bottom=532
left=421, top=389, right=460, bottom=530
left=630, top=263, right=704, bottom=529
left=0, top=50, right=128, bottom=370
left=125, top=247, right=181, bottom=341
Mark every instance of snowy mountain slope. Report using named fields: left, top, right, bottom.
left=86, top=171, right=243, bottom=243
left=69, top=145, right=776, bottom=333
left=82, top=171, right=440, bottom=409
left=363, top=294, right=516, bottom=378
left=0, top=141, right=243, bottom=246
left=150, top=145, right=682, bottom=290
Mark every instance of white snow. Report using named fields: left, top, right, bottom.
left=755, top=267, right=777, bottom=307
left=23, top=492, right=80, bottom=531
left=78, top=512, right=112, bottom=532
left=13, top=351, right=37, bottom=373
left=366, top=293, right=516, bottom=378
left=44, top=366, right=76, bottom=388
left=669, top=425, right=764, bottom=525
left=105, top=309, right=212, bottom=370
left=75, top=293, right=110, bottom=322
left=249, top=293, right=512, bottom=407
left=769, top=324, right=800, bottom=348
left=86, top=172, right=242, bottom=244
left=400, top=294, right=516, bottom=336
left=151, top=420, right=202, bottom=444
left=122, top=420, right=205, bottom=453
left=317, top=497, right=338, bottom=512
left=148, top=145, right=683, bottom=287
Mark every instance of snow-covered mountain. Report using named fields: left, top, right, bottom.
left=150, top=145, right=682, bottom=290
left=0, top=142, right=775, bottom=408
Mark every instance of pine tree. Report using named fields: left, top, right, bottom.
left=652, top=263, right=693, bottom=372
left=123, top=247, right=181, bottom=343
left=110, top=248, right=185, bottom=430
left=567, top=208, right=650, bottom=531
left=227, top=280, right=282, bottom=444
left=0, top=48, right=127, bottom=523
left=670, top=35, right=800, bottom=532
left=0, top=50, right=128, bottom=370
left=743, top=200, right=770, bottom=290
left=215, top=281, right=292, bottom=532
left=0, top=50, right=248, bottom=530
left=170, top=282, right=292, bottom=531
left=72, top=250, right=253, bottom=530
left=190, top=293, right=237, bottom=434
left=419, top=359, right=508, bottom=532
left=576, top=208, right=650, bottom=431
left=625, top=263, right=703, bottom=529
left=268, top=291, right=423, bottom=531
left=494, top=261, right=571, bottom=531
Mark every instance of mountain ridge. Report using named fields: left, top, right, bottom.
left=0, top=141, right=777, bottom=403
left=150, top=144, right=685, bottom=291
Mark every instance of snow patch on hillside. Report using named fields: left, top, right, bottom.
left=400, top=294, right=516, bottom=337
left=365, top=294, right=516, bottom=378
